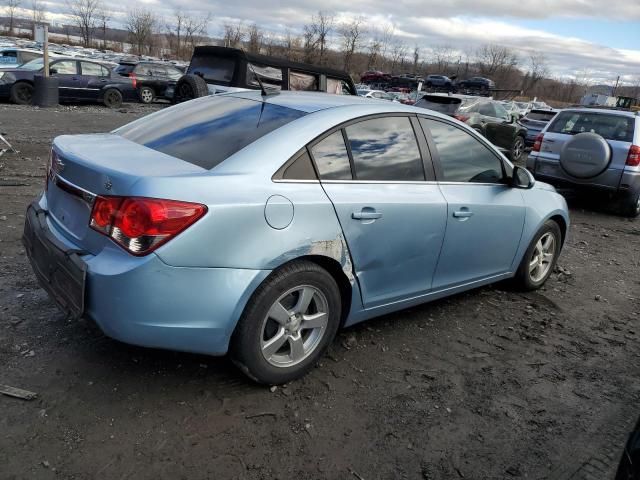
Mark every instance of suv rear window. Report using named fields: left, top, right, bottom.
left=115, top=96, right=305, bottom=170
left=548, top=111, right=634, bottom=142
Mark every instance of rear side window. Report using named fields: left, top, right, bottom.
left=421, top=118, right=504, bottom=184
left=248, top=63, right=283, bottom=90
left=310, top=131, right=352, bottom=180
left=548, top=112, right=634, bottom=142
left=116, top=97, right=305, bottom=170
left=345, top=117, right=425, bottom=181
left=81, top=62, right=108, bottom=77
left=115, top=64, right=135, bottom=75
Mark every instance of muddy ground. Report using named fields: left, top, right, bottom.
left=0, top=103, right=639, bottom=480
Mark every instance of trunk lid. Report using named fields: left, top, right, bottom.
left=46, top=133, right=205, bottom=251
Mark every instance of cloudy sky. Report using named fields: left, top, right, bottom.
left=19, top=0, right=640, bottom=84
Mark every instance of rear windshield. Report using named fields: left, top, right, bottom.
left=188, top=54, right=235, bottom=84
left=115, top=96, right=305, bottom=169
left=526, top=111, right=556, bottom=122
left=548, top=111, right=634, bottom=142
left=415, top=96, right=461, bottom=115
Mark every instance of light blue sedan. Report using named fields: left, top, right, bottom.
left=23, top=91, right=569, bottom=384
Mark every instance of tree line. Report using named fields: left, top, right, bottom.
left=1, top=2, right=637, bottom=103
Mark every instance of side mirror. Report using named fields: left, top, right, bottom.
left=511, top=114, right=519, bottom=123
left=511, top=166, right=535, bottom=189
left=49, top=68, right=57, bottom=75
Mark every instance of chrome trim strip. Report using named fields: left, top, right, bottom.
left=272, top=179, right=320, bottom=184
left=53, top=174, right=97, bottom=205
left=320, top=180, right=507, bottom=186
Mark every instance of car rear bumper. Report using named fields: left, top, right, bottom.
left=23, top=200, right=270, bottom=356
left=526, top=155, right=634, bottom=193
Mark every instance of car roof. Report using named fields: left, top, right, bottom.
left=561, top=107, right=638, bottom=118
left=222, top=90, right=430, bottom=115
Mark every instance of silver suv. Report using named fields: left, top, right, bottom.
left=527, top=108, right=640, bottom=217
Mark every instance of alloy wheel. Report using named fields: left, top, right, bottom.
left=512, top=137, right=524, bottom=161
left=529, top=232, right=556, bottom=282
left=140, top=88, right=153, bottom=103
left=260, top=285, right=329, bottom=368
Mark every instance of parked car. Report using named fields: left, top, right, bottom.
left=425, top=74, right=453, bottom=90
left=527, top=107, right=640, bottom=216
left=0, top=57, right=137, bottom=107
left=358, top=89, right=397, bottom=101
left=173, top=46, right=356, bottom=102
left=23, top=91, right=569, bottom=384
left=114, top=61, right=183, bottom=103
left=456, top=76, right=495, bottom=92
left=519, top=109, right=559, bottom=146
left=0, top=48, right=42, bottom=69
left=615, top=417, right=640, bottom=480
left=418, top=96, right=527, bottom=161
left=360, top=70, right=390, bottom=83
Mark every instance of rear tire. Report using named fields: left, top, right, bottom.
left=512, top=220, right=562, bottom=291
left=509, top=135, right=526, bottom=163
left=138, top=86, right=155, bottom=104
left=620, top=191, right=640, bottom=218
left=10, top=82, right=34, bottom=105
left=173, top=74, right=208, bottom=104
left=103, top=88, right=123, bottom=108
left=231, top=260, right=341, bottom=384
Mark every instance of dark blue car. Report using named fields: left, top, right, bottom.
left=0, top=57, right=137, bottom=108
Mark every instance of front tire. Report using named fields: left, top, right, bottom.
left=513, top=220, right=562, bottom=291
left=10, top=82, right=34, bottom=105
left=231, top=261, right=342, bottom=384
left=620, top=191, right=640, bottom=218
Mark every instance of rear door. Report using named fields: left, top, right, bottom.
left=310, top=115, right=448, bottom=308
left=79, top=61, right=110, bottom=100
left=51, top=60, right=82, bottom=100
left=419, top=117, right=526, bottom=289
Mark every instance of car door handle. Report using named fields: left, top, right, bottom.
left=100, top=78, right=108, bottom=82
left=352, top=210, right=382, bottom=220
left=453, top=210, right=474, bottom=218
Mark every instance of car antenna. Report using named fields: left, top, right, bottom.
left=242, top=50, right=277, bottom=98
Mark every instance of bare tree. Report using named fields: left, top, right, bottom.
left=67, top=0, right=100, bottom=47
left=166, top=9, right=185, bottom=58
left=5, top=0, right=21, bottom=35
left=282, top=29, right=300, bottom=61
left=476, top=44, right=518, bottom=76
left=430, top=45, right=455, bottom=73
left=339, top=16, right=365, bottom=71
left=183, top=12, right=209, bottom=54
left=313, top=11, right=333, bottom=65
left=389, top=41, right=407, bottom=74
left=412, top=45, right=420, bottom=74
left=521, top=52, right=548, bottom=95
left=366, top=34, right=382, bottom=70
left=96, top=6, right=111, bottom=50
left=223, top=22, right=244, bottom=49
left=246, top=23, right=262, bottom=54
left=125, top=7, right=157, bottom=56
left=31, top=0, right=46, bottom=24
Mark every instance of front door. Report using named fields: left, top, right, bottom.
left=309, top=116, right=448, bottom=308
left=51, top=60, right=81, bottom=100
left=419, top=117, right=526, bottom=289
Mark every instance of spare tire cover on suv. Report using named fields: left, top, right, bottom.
left=559, top=132, right=611, bottom=179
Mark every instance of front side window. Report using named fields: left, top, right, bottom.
left=345, top=117, right=425, bottom=181
left=421, top=118, right=504, bottom=184
left=310, top=131, right=352, bottom=180
left=548, top=111, right=634, bottom=142
left=52, top=61, right=78, bottom=75
left=116, top=96, right=305, bottom=170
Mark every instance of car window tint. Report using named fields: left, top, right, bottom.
left=289, top=71, right=317, bottom=91
left=53, top=61, right=77, bottom=74
left=189, top=55, right=235, bottom=83
left=116, top=96, right=305, bottom=170
left=346, top=117, right=424, bottom=181
left=282, top=150, right=317, bottom=180
left=548, top=111, right=634, bottom=142
left=311, top=131, right=352, bottom=180
left=478, top=103, right=496, bottom=117
left=248, top=63, right=282, bottom=89
left=166, top=66, right=183, bottom=80
left=421, top=118, right=504, bottom=184
left=81, top=62, right=105, bottom=76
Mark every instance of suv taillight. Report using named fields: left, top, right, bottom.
left=90, top=196, right=207, bottom=256
left=533, top=133, right=544, bottom=152
left=130, top=73, right=137, bottom=89
left=626, top=145, right=640, bottom=167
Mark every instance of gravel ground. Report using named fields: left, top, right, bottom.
left=0, top=104, right=639, bottom=480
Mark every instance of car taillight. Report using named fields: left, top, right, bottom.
left=533, top=133, right=544, bottom=152
left=626, top=145, right=640, bottom=167
left=130, top=73, right=137, bottom=89
left=454, top=114, right=470, bottom=122
left=89, top=196, right=207, bottom=256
